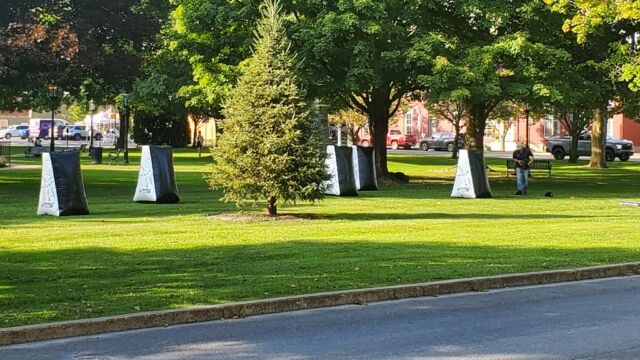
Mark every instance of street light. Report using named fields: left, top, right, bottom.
left=524, top=104, right=531, bottom=148
left=47, top=82, right=58, bottom=152
left=89, top=100, right=96, bottom=150
left=122, top=93, right=130, bottom=165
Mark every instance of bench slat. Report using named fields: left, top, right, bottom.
left=506, top=159, right=552, bottom=177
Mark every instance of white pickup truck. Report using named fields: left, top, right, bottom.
left=545, top=133, right=634, bottom=161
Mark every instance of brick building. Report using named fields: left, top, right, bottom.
left=386, top=101, right=640, bottom=151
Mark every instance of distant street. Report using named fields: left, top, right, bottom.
left=4, top=139, right=640, bottom=163
left=3, top=276, right=640, bottom=359
left=3, top=137, right=131, bottom=149
left=389, top=149, right=640, bottom=162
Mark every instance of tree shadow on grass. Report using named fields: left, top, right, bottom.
left=0, top=240, right=638, bottom=328
left=326, top=212, right=594, bottom=221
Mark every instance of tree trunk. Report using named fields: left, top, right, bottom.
left=452, top=122, right=460, bottom=159
left=368, top=98, right=390, bottom=178
left=212, top=118, right=218, bottom=147
left=192, top=119, right=199, bottom=148
left=266, top=196, right=277, bottom=217
left=348, top=126, right=360, bottom=146
left=589, top=106, right=607, bottom=168
left=466, top=103, right=489, bottom=151
left=569, top=130, right=580, bottom=163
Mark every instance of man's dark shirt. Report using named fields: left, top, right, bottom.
left=513, top=147, right=533, bottom=169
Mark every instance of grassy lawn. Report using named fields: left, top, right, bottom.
left=1, top=150, right=640, bottom=328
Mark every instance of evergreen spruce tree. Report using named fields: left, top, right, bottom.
left=208, top=0, right=329, bottom=216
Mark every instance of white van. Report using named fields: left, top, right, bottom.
left=29, top=118, right=70, bottom=140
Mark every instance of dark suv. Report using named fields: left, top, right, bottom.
left=420, top=132, right=464, bottom=152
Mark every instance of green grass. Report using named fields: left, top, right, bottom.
left=7, top=146, right=214, bottom=171
left=1, top=152, right=640, bottom=328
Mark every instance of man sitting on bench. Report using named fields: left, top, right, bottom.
left=512, top=142, right=534, bottom=196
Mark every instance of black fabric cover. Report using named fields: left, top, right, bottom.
left=50, top=151, right=89, bottom=216
left=150, top=145, right=180, bottom=203
left=354, top=146, right=378, bottom=191
left=467, top=149, right=492, bottom=198
left=334, top=146, right=358, bottom=196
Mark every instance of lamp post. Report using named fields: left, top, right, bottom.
left=89, top=100, right=96, bottom=150
left=122, top=93, right=130, bottom=165
left=524, top=104, right=531, bottom=148
left=47, top=82, right=58, bottom=152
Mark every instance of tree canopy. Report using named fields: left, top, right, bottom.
left=0, top=0, right=165, bottom=110
left=546, top=0, right=640, bottom=92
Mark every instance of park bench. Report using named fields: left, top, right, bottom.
left=24, top=146, right=48, bottom=159
left=25, top=145, right=88, bottom=159
left=108, top=148, right=121, bottom=165
left=506, top=159, right=552, bottom=177
left=61, top=144, right=87, bottom=152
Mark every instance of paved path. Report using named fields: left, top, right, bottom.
left=3, top=276, right=640, bottom=359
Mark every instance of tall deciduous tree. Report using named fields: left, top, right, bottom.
left=543, top=0, right=640, bottom=167
left=0, top=0, right=164, bottom=110
left=172, top=0, right=440, bottom=179
left=290, top=0, right=439, bottom=179
left=419, top=1, right=570, bottom=153
left=208, top=0, right=328, bottom=216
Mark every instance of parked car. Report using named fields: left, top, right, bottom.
left=420, top=132, right=465, bottom=152
left=0, top=124, right=29, bottom=139
left=29, top=118, right=70, bottom=139
left=358, top=130, right=417, bottom=150
left=545, top=133, right=634, bottom=161
left=62, top=125, right=103, bottom=141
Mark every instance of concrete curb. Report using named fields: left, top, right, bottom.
left=2, top=262, right=640, bottom=346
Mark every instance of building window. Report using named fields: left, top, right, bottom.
left=544, top=115, right=559, bottom=138
left=404, top=110, right=413, bottom=135
left=429, top=116, right=437, bottom=136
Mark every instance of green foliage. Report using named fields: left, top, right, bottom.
left=208, top=0, right=329, bottom=212
left=132, top=48, right=193, bottom=115
left=132, top=110, right=190, bottom=147
left=420, top=1, right=573, bottom=149
left=330, top=108, right=369, bottom=144
left=545, top=0, right=640, bottom=92
left=171, top=0, right=262, bottom=116
left=0, top=0, right=165, bottom=110
left=67, top=103, right=88, bottom=123
left=291, top=0, right=439, bottom=174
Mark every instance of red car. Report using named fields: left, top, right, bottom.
left=358, top=130, right=417, bottom=150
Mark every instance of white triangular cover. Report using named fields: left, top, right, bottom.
left=133, top=146, right=157, bottom=202
left=451, top=149, right=476, bottom=199
left=351, top=145, right=378, bottom=191
left=37, top=153, right=60, bottom=216
left=351, top=146, right=361, bottom=190
left=324, top=145, right=340, bottom=196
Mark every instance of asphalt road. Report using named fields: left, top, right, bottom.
left=389, top=149, right=640, bottom=162
left=3, top=276, right=640, bottom=359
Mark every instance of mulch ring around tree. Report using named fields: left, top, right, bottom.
left=207, top=212, right=326, bottom=222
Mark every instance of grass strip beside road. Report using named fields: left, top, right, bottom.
left=0, top=152, right=639, bottom=328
